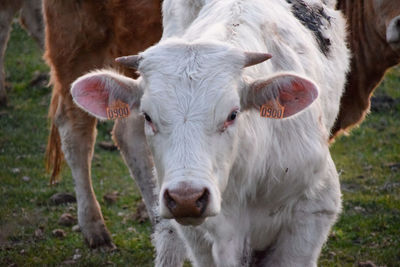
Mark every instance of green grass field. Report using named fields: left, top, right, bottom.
left=1, top=22, right=399, bottom=266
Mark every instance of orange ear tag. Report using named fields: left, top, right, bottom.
left=260, top=100, right=285, bottom=119
left=106, top=100, right=130, bottom=120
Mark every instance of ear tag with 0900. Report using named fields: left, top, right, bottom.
left=106, top=100, right=130, bottom=120
left=260, top=100, right=285, bottom=119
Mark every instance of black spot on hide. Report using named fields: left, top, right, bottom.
left=286, top=0, right=332, bottom=56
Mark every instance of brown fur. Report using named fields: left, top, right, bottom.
left=46, top=123, right=63, bottom=184
left=44, top=0, right=162, bottom=183
left=331, top=0, right=400, bottom=140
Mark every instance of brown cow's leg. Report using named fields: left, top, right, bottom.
left=19, top=0, right=44, bottom=50
left=54, top=95, right=114, bottom=248
left=0, top=0, right=23, bottom=107
left=43, top=0, right=114, bottom=248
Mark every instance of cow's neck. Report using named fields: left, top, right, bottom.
left=333, top=0, right=400, bottom=135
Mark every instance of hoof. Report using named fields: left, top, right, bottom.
left=81, top=221, right=115, bottom=249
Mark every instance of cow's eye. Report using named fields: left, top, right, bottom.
left=221, top=109, right=240, bottom=132
left=227, top=110, right=239, bottom=122
left=143, top=112, right=152, bottom=123
left=143, top=112, right=157, bottom=134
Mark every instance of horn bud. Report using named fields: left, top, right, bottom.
left=244, top=52, right=272, bottom=68
left=115, top=55, right=142, bottom=69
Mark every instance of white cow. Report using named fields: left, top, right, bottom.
left=71, top=0, right=349, bottom=265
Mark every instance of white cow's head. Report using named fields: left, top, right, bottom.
left=71, top=39, right=318, bottom=226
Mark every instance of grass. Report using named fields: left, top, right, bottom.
left=1, top=22, right=399, bottom=266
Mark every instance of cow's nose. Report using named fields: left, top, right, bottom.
left=164, top=186, right=209, bottom=218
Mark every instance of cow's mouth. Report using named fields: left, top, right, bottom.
left=175, top=217, right=206, bottom=226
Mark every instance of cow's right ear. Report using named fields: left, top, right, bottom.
left=241, top=73, right=318, bottom=118
left=71, top=70, right=142, bottom=120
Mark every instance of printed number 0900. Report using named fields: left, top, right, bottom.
left=107, top=107, right=129, bottom=119
left=260, top=106, right=283, bottom=119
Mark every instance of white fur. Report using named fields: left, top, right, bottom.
left=150, top=0, right=349, bottom=266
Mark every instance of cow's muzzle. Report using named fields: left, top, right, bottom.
left=164, top=185, right=209, bottom=218
left=159, top=179, right=221, bottom=225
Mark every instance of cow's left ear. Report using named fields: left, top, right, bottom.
left=71, top=70, right=143, bottom=120
left=241, top=73, right=319, bottom=118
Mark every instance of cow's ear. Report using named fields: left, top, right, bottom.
left=71, top=70, right=143, bottom=120
left=241, top=73, right=318, bottom=118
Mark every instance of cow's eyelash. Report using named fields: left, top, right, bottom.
left=227, top=110, right=240, bottom=122
left=143, top=112, right=152, bottom=123
left=142, top=112, right=158, bottom=133
left=220, top=108, right=240, bottom=132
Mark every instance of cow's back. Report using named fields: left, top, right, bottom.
left=44, top=0, right=162, bottom=93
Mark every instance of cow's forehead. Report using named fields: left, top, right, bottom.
left=138, top=39, right=245, bottom=86
left=138, top=40, right=244, bottom=112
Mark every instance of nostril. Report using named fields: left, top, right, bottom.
left=196, top=188, right=209, bottom=213
left=164, top=190, right=177, bottom=211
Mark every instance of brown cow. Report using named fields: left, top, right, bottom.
left=0, top=0, right=44, bottom=106
left=332, top=0, right=400, bottom=139
left=43, top=1, right=187, bottom=265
